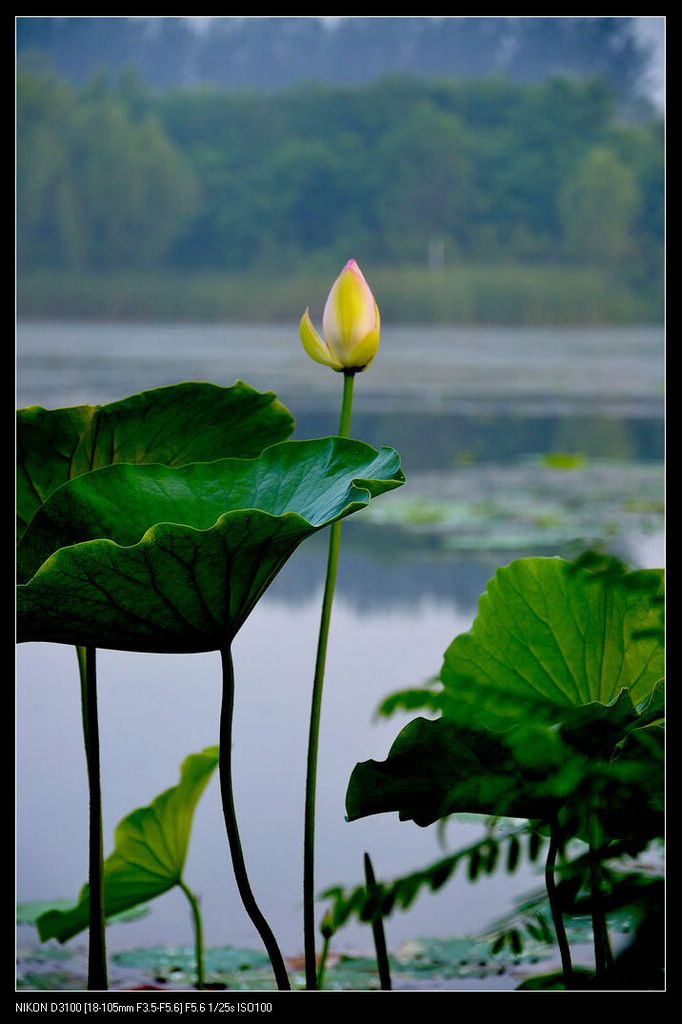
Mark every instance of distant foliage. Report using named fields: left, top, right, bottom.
left=17, top=70, right=198, bottom=271
left=17, top=59, right=663, bottom=298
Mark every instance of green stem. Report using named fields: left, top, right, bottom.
left=179, top=879, right=205, bottom=990
left=544, top=819, right=574, bottom=989
left=303, top=370, right=356, bottom=990
left=77, top=645, right=107, bottom=991
left=364, top=852, right=392, bottom=990
left=218, top=647, right=291, bottom=991
left=588, top=807, right=613, bottom=981
left=316, top=930, right=332, bottom=990
left=337, top=370, right=355, bottom=438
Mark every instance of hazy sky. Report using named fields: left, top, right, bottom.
left=633, top=16, right=665, bottom=110
left=182, top=15, right=665, bottom=111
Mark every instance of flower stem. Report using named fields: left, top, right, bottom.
left=303, top=370, right=356, bottom=990
left=218, top=646, right=291, bottom=991
left=337, top=370, right=355, bottom=437
left=77, top=645, right=107, bottom=991
left=179, top=879, right=205, bottom=990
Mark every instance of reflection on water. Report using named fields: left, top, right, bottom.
left=301, top=407, right=663, bottom=472
left=16, top=320, right=664, bottom=960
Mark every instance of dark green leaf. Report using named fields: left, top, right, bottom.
left=506, top=836, right=520, bottom=873
left=346, top=557, right=663, bottom=831
left=17, top=380, right=295, bottom=538
left=429, top=859, right=456, bottom=891
left=528, top=831, right=543, bottom=862
left=467, top=848, right=481, bottom=881
left=17, top=438, right=404, bottom=652
left=483, top=840, right=499, bottom=874
left=346, top=716, right=557, bottom=826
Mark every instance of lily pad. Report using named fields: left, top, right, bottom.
left=113, top=945, right=272, bottom=987
left=17, top=380, right=295, bottom=538
left=17, top=438, right=404, bottom=652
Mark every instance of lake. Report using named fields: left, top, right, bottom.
left=16, top=320, right=664, bottom=967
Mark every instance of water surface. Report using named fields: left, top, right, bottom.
left=16, top=320, right=664, bottom=961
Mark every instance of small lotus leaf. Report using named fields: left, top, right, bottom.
left=37, top=747, right=220, bottom=944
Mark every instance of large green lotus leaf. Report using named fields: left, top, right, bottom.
left=36, top=746, right=219, bottom=944
left=17, top=438, right=404, bottom=652
left=347, top=557, right=664, bottom=830
left=346, top=688, right=664, bottom=830
left=17, top=381, right=295, bottom=538
left=439, top=557, right=664, bottom=732
left=346, top=715, right=559, bottom=826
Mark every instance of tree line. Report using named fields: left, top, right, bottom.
left=17, top=64, right=663, bottom=298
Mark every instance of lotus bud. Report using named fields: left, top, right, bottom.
left=300, top=259, right=380, bottom=373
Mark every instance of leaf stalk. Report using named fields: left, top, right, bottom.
left=218, top=646, right=291, bottom=990
left=179, top=879, right=205, bottom=990
left=544, top=818, right=574, bottom=989
left=77, top=645, right=108, bottom=990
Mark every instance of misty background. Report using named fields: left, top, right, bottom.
left=16, top=16, right=664, bottom=324
left=17, top=16, right=664, bottom=98
left=16, top=17, right=665, bottom=984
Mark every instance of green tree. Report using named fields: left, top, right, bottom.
left=16, top=69, right=86, bottom=268
left=606, top=119, right=664, bottom=289
left=372, top=102, right=475, bottom=262
left=558, top=145, right=639, bottom=267
left=17, top=64, right=661, bottom=284
left=17, top=70, right=199, bottom=270
left=262, top=134, right=374, bottom=263
left=66, top=96, right=199, bottom=268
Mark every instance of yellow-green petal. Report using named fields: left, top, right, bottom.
left=299, top=309, right=343, bottom=370
left=323, top=262, right=378, bottom=363
left=345, top=322, right=380, bottom=372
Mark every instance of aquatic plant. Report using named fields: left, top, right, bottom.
left=17, top=380, right=294, bottom=989
left=37, top=747, right=220, bottom=990
left=298, top=259, right=382, bottom=988
left=344, top=552, right=664, bottom=989
left=17, top=381, right=404, bottom=990
left=16, top=267, right=663, bottom=995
